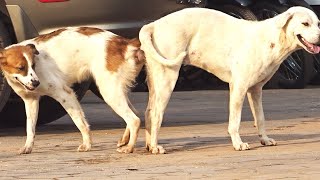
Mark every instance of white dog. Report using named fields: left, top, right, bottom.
left=139, top=7, right=320, bottom=153
left=0, top=27, right=144, bottom=154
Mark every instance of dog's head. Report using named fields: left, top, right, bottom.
left=278, top=6, right=320, bottom=54
left=0, top=44, right=40, bottom=91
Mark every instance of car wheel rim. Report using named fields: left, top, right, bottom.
left=278, top=51, right=303, bottom=81
left=312, top=54, right=320, bottom=74
left=227, top=12, right=243, bottom=19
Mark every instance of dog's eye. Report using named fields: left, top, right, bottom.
left=17, top=66, right=25, bottom=71
left=302, top=22, right=309, bottom=26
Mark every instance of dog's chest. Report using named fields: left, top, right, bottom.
left=250, top=60, right=280, bottom=85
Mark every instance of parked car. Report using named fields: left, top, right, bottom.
left=0, top=0, right=314, bottom=127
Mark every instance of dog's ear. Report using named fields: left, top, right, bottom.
left=276, top=11, right=294, bottom=29
left=0, top=50, right=6, bottom=66
left=26, top=44, right=39, bottom=55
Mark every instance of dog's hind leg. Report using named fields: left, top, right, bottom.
left=51, top=86, right=92, bottom=152
left=97, top=84, right=140, bottom=153
left=116, top=97, right=139, bottom=148
left=19, top=96, right=40, bottom=154
left=145, top=64, right=181, bottom=154
left=145, top=74, right=155, bottom=153
left=117, top=127, right=130, bottom=148
left=247, top=85, right=277, bottom=146
left=228, top=82, right=250, bottom=151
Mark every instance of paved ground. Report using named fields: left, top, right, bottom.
left=1, top=89, right=320, bottom=179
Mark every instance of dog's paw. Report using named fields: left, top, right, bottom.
left=253, top=122, right=257, bottom=127
left=234, top=143, right=250, bottom=151
left=116, top=145, right=134, bottom=153
left=260, top=138, right=277, bottom=146
left=148, top=145, right=166, bottom=154
left=19, top=146, right=33, bottom=154
left=117, top=139, right=129, bottom=148
left=77, top=143, right=91, bottom=152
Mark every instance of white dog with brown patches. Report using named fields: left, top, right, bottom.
left=0, top=27, right=144, bottom=154
left=139, top=7, right=320, bottom=153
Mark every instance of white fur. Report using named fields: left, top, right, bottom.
left=139, top=7, right=320, bottom=153
left=2, top=27, right=143, bottom=154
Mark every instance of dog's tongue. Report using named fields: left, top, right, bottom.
left=303, top=38, right=320, bottom=54
left=311, top=44, right=320, bottom=54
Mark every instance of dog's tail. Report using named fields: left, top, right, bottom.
left=139, top=24, right=186, bottom=67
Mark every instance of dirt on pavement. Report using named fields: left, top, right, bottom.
left=0, top=89, right=320, bottom=179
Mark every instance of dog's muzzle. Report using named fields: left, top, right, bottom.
left=297, top=34, right=320, bottom=54
left=31, top=79, right=40, bottom=88
left=16, top=77, right=40, bottom=91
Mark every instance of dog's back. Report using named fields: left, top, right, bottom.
left=18, top=27, right=144, bottom=89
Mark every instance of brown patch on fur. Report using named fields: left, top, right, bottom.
left=106, top=36, right=129, bottom=72
left=278, top=13, right=293, bottom=51
left=34, top=28, right=66, bottom=43
left=106, top=37, right=144, bottom=72
left=279, top=28, right=293, bottom=54
left=134, top=49, right=145, bottom=64
left=130, top=38, right=145, bottom=64
left=0, top=46, right=35, bottom=76
left=270, top=43, right=275, bottom=49
left=77, top=27, right=104, bottom=36
left=128, top=38, right=141, bottom=48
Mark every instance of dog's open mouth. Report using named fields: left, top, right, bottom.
left=24, top=85, right=36, bottom=91
left=297, top=34, right=320, bottom=54
left=15, top=77, right=36, bottom=91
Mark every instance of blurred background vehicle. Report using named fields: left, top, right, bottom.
left=0, top=0, right=316, bottom=127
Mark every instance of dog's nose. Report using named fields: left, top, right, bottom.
left=31, top=79, right=40, bottom=88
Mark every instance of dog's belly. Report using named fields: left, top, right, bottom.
left=186, top=51, right=232, bottom=83
left=186, top=49, right=280, bottom=87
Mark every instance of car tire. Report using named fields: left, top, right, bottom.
left=0, top=20, right=12, bottom=112
left=218, top=5, right=257, bottom=20
left=252, top=1, right=314, bottom=89
left=310, top=54, right=320, bottom=84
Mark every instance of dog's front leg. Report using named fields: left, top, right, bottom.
left=247, top=86, right=277, bottom=146
left=228, top=83, right=250, bottom=151
left=52, top=86, right=92, bottom=152
left=19, top=96, right=40, bottom=154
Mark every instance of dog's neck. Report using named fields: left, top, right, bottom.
left=260, top=20, right=299, bottom=65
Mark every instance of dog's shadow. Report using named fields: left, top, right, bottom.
left=1, top=123, right=320, bottom=154
left=154, top=133, right=320, bottom=153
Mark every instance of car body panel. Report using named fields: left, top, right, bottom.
left=305, top=0, right=320, bottom=5
left=5, top=0, right=188, bottom=42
